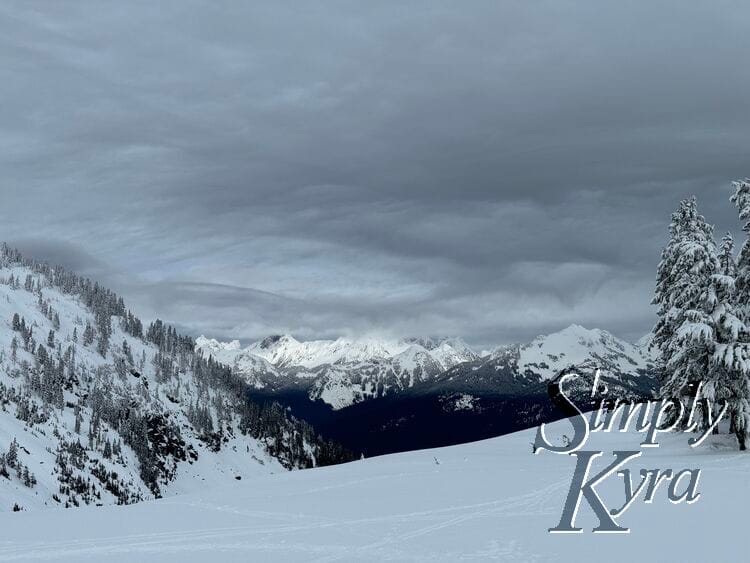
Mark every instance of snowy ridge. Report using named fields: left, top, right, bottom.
left=490, top=324, right=654, bottom=381
left=194, top=336, right=281, bottom=388
left=0, top=247, right=350, bottom=512
left=196, top=334, right=482, bottom=409
left=246, top=335, right=406, bottom=368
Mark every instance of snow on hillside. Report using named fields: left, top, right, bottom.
left=493, top=324, right=654, bottom=381
left=307, top=345, right=446, bottom=410
left=0, top=249, right=349, bottom=512
left=200, top=334, right=479, bottom=374
left=0, top=417, right=742, bottom=562
left=194, top=336, right=281, bottom=388
left=246, top=335, right=404, bottom=368
left=197, top=334, right=482, bottom=409
left=0, top=265, right=278, bottom=510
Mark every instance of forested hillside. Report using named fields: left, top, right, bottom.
left=0, top=244, right=351, bottom=512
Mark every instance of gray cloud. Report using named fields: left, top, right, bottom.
left=2, top=1, right=750, bottom=348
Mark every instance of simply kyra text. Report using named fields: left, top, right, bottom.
left=533, top=371, right=726, bottom=534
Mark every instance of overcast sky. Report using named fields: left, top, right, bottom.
left=2, top=1, right=750, bottom=348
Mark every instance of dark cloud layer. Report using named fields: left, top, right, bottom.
left=2, top=1, right=750, bottom=348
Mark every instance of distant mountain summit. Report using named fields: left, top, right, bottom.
left=487, top=323, right=654, bottom=381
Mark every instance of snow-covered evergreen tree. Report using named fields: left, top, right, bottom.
left=718, top=233, right=737, bottom=278
left=725, top=179, right=750, bottom=448
left=731, top=179, right=750, bottom=322
left=707, top=233, right=750, bottom=448
left=652, top=197, right=719, bottom=401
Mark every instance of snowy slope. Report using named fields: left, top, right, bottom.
left=0, top=417, right=742, bottom=562
left=0, top=248, right=348, bottom=512
left=307, top=344, right=447, bottom=410
left=246, top=335, right=405, bottom=368
left=194, top=336, right=282, bottom=388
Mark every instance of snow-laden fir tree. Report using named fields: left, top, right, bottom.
left=708, top=233, right=750, bottom=448
left=730, top=179, right=750, bottom=322
left=652, top=197, right=719, bottom=405
left=725, top=179, right=750, bottom=448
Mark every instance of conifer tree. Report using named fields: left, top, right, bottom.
left=707, top=233, right=750, bottom=447
left=731, top=179, right=750, bottom=322
left=7, top=439, right=18, bottom=469
left=725, top=179, right=750, bottom=448
left=652, top=197, right=719, bottom=401
left=83, top=322, right=94, bottom=346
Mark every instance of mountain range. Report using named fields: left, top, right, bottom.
left=196, top=324, right=659, bottom=456
left=195, top=334, right=481, bottom=409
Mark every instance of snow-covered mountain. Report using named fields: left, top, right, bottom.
left=197, top=325, right=656, bottom=411
left=196, top=334, right=481, bottom=409
left=428, top=324, right=657, bottom=410
left=194, top=336, right=282, bottom=388
left=0, top=243, right=659, bottom=514
left=0, top=246, right=350, bottom=512
left=246, top=334, right=405, bottom=368
left=488, top=323, right=655, bottom=381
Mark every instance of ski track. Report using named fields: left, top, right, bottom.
left=0, top=479, right=568, bottom=561
left=311, top=480, right=567, bottom=563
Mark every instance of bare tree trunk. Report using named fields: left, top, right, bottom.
left=702, top=402, right=710, bottom=435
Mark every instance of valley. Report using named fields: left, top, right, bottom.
left=198, top=325, right=659, bottom=457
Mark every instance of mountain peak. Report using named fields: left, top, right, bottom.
left=556, top=324, right=603, bottom=337
left=258, top=334, right=298, bottom=349
left=194, top=335, right=241, bottom=351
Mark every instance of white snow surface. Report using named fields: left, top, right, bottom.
left=0, top=417, right=743, bottom=562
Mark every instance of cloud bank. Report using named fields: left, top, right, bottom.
left=2, top=1, right=750, bottom=347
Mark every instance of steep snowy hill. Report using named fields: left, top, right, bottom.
left=0, top=246, right=351, bottom=512
left=0, top=416, right=742, bottom=562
